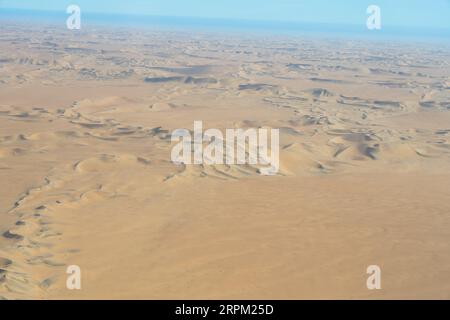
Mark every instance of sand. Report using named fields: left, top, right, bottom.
left=0, top=22, right=450, bottom=299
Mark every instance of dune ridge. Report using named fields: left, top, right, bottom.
left=0, top=22, right=449, bottom=299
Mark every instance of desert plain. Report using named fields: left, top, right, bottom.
left=0, top=21, right=450, bottom=299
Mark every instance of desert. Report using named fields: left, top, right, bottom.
left=0, top=20, right=449, bottom=299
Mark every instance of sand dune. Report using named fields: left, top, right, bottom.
left=0, top=22, right=449, bottom=299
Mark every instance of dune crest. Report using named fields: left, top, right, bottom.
left=0, top=22, right=449, bottom=299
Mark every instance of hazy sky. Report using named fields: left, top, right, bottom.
left=1, top=0, right=449, bottom=29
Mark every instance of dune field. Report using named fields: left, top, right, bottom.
left=0, top=22, right=450, bottom=299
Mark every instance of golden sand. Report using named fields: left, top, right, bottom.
left=0, top=23, right=449, bottom=299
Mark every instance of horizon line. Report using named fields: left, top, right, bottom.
left=1, top=7, right=450, bottom=32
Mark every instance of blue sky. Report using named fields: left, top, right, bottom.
left=1, top=0, right=449, bottom=29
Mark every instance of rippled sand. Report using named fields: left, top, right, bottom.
left=1, top=22, right=450, bottom=299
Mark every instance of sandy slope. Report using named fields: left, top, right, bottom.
left=0, top=22, right=449, bottom=299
